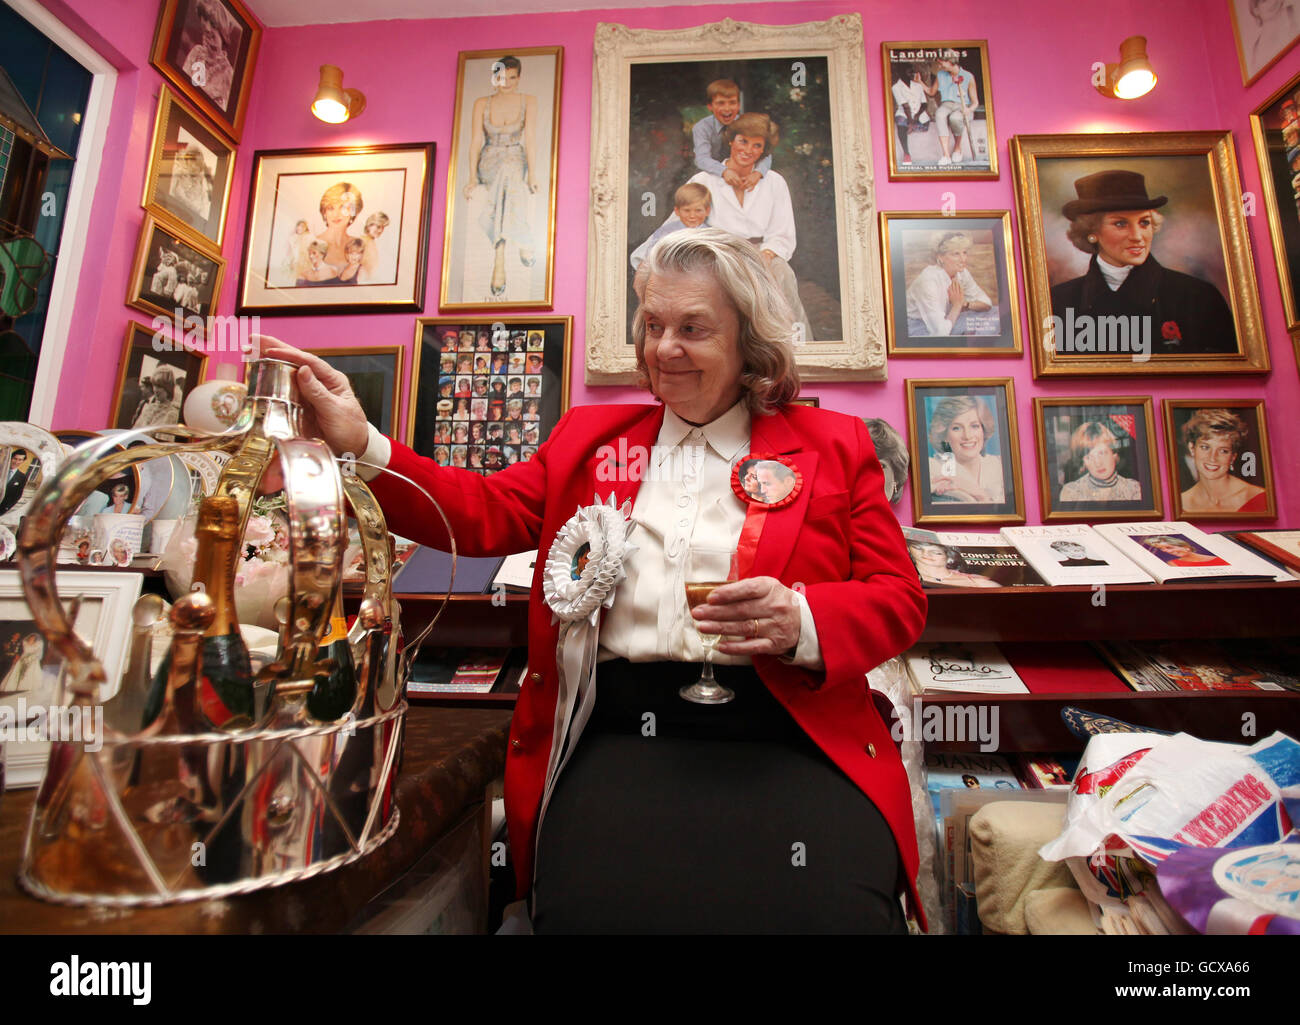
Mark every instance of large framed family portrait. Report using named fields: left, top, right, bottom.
left=905, top=378, right=1025, bottom=526
left=440, top=47, right=563, bottom=310
left=880, top=210, right=1021, bottom=355
left=149, top=0, right=262, bottom=142
left=1032, top=396, right=1163, bottom=522
left=585, top=15, right=886, bottom=383
left=236, top=143, right=435, bottom=316
left=1010, top=132, right=1269, bottom=378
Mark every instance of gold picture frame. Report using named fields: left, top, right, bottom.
left=1162, top=399, right=1277, bottom=522
left=304, top=346, right=405, bottom=440
left=110, top=321, right=208, bottom=435
left=126, top=213, right=226, bottom=331
left=149, top=0, right=262, bottom=143
left=880, top=210, right=1022, bottom=356
left=585, top=15, right=886, bottom=384
left=1228, top=0, right=1300, bottom=86
left=905, top=377, right=1025, bottom=526
left=1248, top=67, right=1300, bottom=339
left=880, top=40, right=998, bottom=180
left=141, top=85, right=236, bottom=248
left=1032, top=396, right=1163, bottom=523
left=1010, top=131, right=1269, bottom=378
left=439, top=46, right=563, bottom=311
left=408, top=316, right=572, bottom=472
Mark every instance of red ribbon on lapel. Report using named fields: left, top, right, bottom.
left=730, top=453, right=802, bottom=578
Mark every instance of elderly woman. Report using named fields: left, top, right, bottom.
left=1050, top=170, right=1235, bottom=354
left=905, top=232, right=992, bottom=337
left=1059, top=420, right=1141, bottom=502
left=687, top=113, right=814, bottom=342
left=927, top=395, right=1004, bottom=504
left=263, top=228, right=926, bottom=933
left=1179, top=408, right=1267, bottom=513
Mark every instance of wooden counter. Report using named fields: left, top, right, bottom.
left=0, top=706, right=510, bottom=934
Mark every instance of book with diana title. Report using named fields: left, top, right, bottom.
left=903, top=641, right=1030, bottom=695
left=902, top=527, right=1046, bottom=588
left=999, top=524, right=1152, bottom=586
left=1095, top=638, right=1300, bottom=692
left=1220, top=530, right=1300, bottom=578
left=1092, top=522, right=1286, bottom=584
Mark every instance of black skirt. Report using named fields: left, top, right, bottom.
left=531, top=660, right=906, bottom=934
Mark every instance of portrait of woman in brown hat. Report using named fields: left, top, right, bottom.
left=1049, top=169, right=1236, bottom=354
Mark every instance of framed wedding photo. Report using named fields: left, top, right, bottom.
left=143, top=87, right=236, bottom=248
left=110, top=322, right=208, bottom=435
left=305, top=346, right=405, bottom=439
left=127, top=213, right=226, bottom=328
left=408, top=316, right=572, bottom=473
left=905, top=378, right=1025, bottom=526
left=1249, top=68, right=1300, bottom=338
left=586, top=15, right=886, bottom=384
left=1162, top=399, right=1276, bottom=521
left=1010, top=131, right=1269, bottom=378
left=440, top=46, right=563, bottom=311
left=1229, top=0, right=1300, bottom=86
left=149, top=0, right=262, bottom=142
left=880, top=40, right=997, bottom=180
left=881, top=210, right=1022, bottom=355
left=236, top=142, right=435, bottom=316
left=1033, top=396, right=1162, bottom=522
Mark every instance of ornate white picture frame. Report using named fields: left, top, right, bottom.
left=585, top=15, right=886, bottom=384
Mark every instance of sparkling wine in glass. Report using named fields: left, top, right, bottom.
left=680, top=545, right=737, bottom=704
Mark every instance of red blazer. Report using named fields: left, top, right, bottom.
left=370, top=402, right=929, bottom=920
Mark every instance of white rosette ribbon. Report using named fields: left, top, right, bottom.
left=536, top=495, right=636, bottom=823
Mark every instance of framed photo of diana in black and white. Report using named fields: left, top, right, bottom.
left=127, top=214, right=226, bottom=329
left=142, top=86, right=236, bottom=248
left=1010, top=131, right=1269, bottom=378
left=1033, top=396, right=1163, bottom=522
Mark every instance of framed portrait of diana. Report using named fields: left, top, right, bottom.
left=585, top=15, right=886, bottom=384
left=1010, top=131, right=1269, bottom=378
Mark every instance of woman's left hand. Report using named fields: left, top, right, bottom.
left=692, top=576, right=802, bottom=657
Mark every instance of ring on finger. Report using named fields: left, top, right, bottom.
left=750, top=618, right=760, bottom=638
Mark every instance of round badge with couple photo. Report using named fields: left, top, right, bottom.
left=731, top=454, right=802, bottom=510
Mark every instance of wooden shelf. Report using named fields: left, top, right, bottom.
left=384, top=582, right=1300, bottom=731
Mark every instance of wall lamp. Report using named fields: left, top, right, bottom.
left=311, top=65, right=366, bottom=124
left=1096, top=36, right=1156, bottom=99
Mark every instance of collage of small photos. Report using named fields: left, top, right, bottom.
left=427, top=324, right=548, bottom=472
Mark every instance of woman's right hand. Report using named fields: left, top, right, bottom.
left=947, top=277, right=964, bottom=318
left=256, top=340, right=370, bottom=457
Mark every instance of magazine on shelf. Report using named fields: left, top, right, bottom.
left=904, top=641, right=1030, bottom=695
left=902, top=527, right=1046, bottom=588
left=1017, top=752, right=1081, bottom=789
left=491, top=550, right=539, bottom=592
left=1092, top=522, right=1286, bottom=584
left=1220, top=530, right=1300, bottom=578
left=999, top=524, right=1152, bottom=586
left=1094, top=639, right=1300, bottom=692
left=925, top=751, right=1022, bottom=823
left=407, top=647, right=525, bottom=695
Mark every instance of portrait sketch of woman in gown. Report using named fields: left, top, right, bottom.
left=442, top=48, right=562, bottom=308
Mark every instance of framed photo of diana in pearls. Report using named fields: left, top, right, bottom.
left=1033, top=397, right=1163, bottom=522
left=1010, top=132, right=1269, bottom=378
left=905, top=378, right=1025, bottom=526
left=1162, top=400, right=1277, bottom=521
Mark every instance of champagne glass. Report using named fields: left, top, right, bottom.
left=680, top=545, right=738, bottom=705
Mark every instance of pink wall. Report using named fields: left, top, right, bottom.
left=43, top=0, right=1300, bottom=528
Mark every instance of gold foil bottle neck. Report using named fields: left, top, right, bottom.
left=195, top=495, right=242, bottom=539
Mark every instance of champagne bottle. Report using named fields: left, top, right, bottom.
left=142, top=496, right=254, bottom=730
left=308, top=590, right=357, bottom=722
